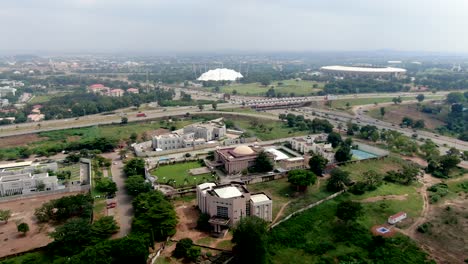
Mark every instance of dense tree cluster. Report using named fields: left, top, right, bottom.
left=34, top=194, right=93, bottom=223
left=279, top=113, right=334, bottom=133
left=232, top=216, right=269, bottom=264
left=323, top=78, right=407, bottom=94
left=131, top=191, right=177, bottom=241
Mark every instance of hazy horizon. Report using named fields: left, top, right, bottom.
left=2, top=0, right=468, bottom=54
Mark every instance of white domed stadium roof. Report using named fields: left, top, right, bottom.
left=232, top=145, right=254, bottom=155
left=197, top=68, right=243, bottom=81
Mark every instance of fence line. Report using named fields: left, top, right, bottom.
left=270, top=190, right=344, bottom=229
left=0, top=185, right=90, bottom=203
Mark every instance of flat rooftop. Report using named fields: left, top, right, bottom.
left=321, top=65, right=406, bottom=73
left=0, top=161, right=33, bottom=170
left=213, top=186, right=243, bottom=199
left=250, top=193, right=271, bottom=203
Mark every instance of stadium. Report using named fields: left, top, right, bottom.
left=320, top=65, right=407, bottom=79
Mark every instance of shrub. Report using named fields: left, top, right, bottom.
left=417, top=222, right=433, bottom=233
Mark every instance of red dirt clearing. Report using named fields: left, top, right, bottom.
left=0, top=192, right=82, bottom=258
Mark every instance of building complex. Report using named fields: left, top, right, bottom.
left=152, top=118, right=226, bottom=151
left=320, top=65, right=407, bottom=79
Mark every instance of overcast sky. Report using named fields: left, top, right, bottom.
left=1, top=0, right=468, bottom=54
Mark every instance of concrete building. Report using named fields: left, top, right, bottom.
left=27, top=114, right=45, bottom=122
left=196, top=182, right=272, bottom=235
left=152, top=118, right=226, bottom=151
left=109, top=88, right=125, bottom=97
left=214, top=145, right=274, bottom=175
left=388, top=212, right=407, bottom=224
left=0, top=173, right=60, bottom=196
left=0, top=86, right=17, bottom=97
left=278, top=157, right=306, bottom=170
left=0, top=98, right=9, bottom=107
left=289, top=135, right=334, bottom=163
left=320, top=65, right=407, bottom=79
left=127, top=88, right=139, bottom=94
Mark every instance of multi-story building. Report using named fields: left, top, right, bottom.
left=109, top=88, right=125, bottom=97
left=289, top=135, right=334, bottom=163
left=196, top=182, right=272, bottom=235
left=0, top=86, right=17, bottom=97
left=152, top=118, right=226, bottom=151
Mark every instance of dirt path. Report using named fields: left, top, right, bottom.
left=270, top=201, right=292, bottom=226
left=358, top=194, right=408, bottom=203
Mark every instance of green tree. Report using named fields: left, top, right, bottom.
left=335, top=144, right=352, bottom=163
left=91, top=216, right=119, bottom=242
left=327, top=132, right=342, bottom=148
left=123, top=158, right=145, bottom=177
left=95, top=178, right=117, bottom=196
left=362, top=170, right=383, bottom=190
left=336, top=201, right=363, bottom=222
left=0, top=209, right=12, bottom=223
left=211, top=102, right=217, bottom=110
left=17, top=222, right=29, bottom=235
left=446, top=92, right=465, bottom=104
left=392, top=96, right=402, bottom=104
left=198, top=103, right=204, bottom=111
left=129, top=132, right=138, bottom=143
left=173, top=238, right=194, bottom=258
left=327, top=168, right=351, bottom=192
left=125, top=175, right=152, bottom=196
left=416, top=94, right=425, bottom=102
left=380, top=107, right=385, bottom=117
left=232, top=216, right=268, bottom=264
left=420, top=139, right=440, bottom=158
left=121, top=116, right=128, bottom=124
left=253, top=151, right=273, bottom=173
left=308, top=154, right=328, bottom=176
left=287, top=169, right=317, bottom=191
left=132, top=191, right=177, bottom=241
left=49, top=218, right=93, bottom=255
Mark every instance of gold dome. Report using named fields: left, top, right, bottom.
left=232, top=145, right=254, bottom=155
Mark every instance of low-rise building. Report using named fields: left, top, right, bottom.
left=127, top=88, right=139, bottom=94
left=0, top=173, right=60, bottom=196
left=196, top=182, right=272, bottom=235
left=388, top=212, right=407, bottom=224
left=278, top=157, right=306, bottom=170
left=214, top=145, right=274, bottom=175
left=27, top=114, right=45, bottom=122
left=0, top=86, right=17, bottom=97
left=109, top=88, right=125, bottom=97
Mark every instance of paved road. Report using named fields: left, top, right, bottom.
left=103, top=152, right=133, bottom=238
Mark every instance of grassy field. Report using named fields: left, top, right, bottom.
left=330, top=95, right=444, bottom=109
left=340, top=156, right=408, bottom=181
left=29, top=93, right=71, bottom=104
left=58, top=163, right=81, bottom=181
left=368, top=103, right=447, bottom=130
left=151, top=161, right=215, bottom=188
left=216, top=79, right=324, bottom=96
left=248, top=178, right=332, bottom=221
left=228, top=117, right=307, bottom=141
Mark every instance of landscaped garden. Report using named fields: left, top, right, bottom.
left=151, top=161, right=216, bottom=188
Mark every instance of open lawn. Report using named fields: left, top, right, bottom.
left=248, top=178, right=332, bottom=221
left=330, top=95, right=444, bottom=110
left=340, top=156, right=408, bottom=181
left=57, top=163, right=81, bottom=182
left=151, top=161, right=215, bottom=188
left=227, top=117, right=307, bottom=141
left=29, top=93, right=71, bottom=104
left=216, top=79, right=324, bottom=96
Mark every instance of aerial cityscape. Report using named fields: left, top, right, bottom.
left=0, top=1, right=467, bottom=264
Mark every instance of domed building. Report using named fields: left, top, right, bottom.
left=213, top=145, right=273, bottom=175
left=197, top=68, right=243, bottom=81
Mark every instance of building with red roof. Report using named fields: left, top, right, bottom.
left=127, top=88, right=139, bottom=94
left=388, top=211, right=407, bottom=224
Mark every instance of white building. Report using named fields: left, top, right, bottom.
left=388, top=212, right=407, bottom=224
left=289, top=135, right=334, bottom=163
left=0, top=86, right=17, bottom=97
left=320, top=65, right=407, bottom=79
left=0, top=173, right=60, bottom=196
left=152, top=118, right=226, bottom=151
left=196, top=182, right=272, bottom=234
